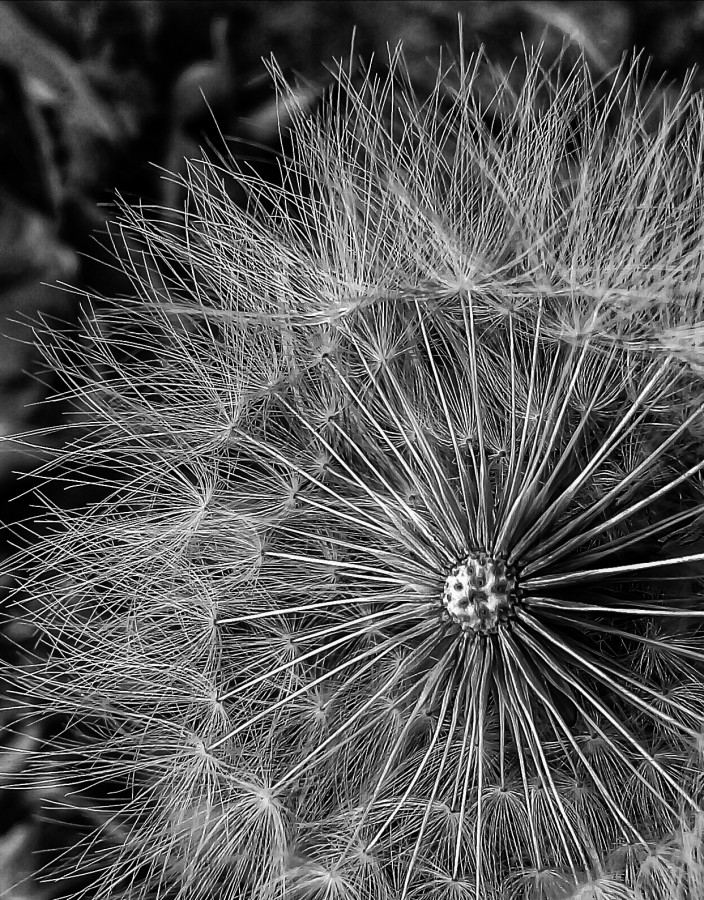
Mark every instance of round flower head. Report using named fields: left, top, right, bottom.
left=9, top=43, right=704, bottom=900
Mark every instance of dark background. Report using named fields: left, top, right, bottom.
left=1, top=1, right=703, bottom=896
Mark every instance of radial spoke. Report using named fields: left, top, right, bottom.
left=211, top=619, right=432, bottom=748
left=494, top=311, right=519, bottom=531
left=502, top=325, right=611, bottom=559
left=520, top=340, right=618, bottom=517
left=533, top=503, right=704, bottom=574
left=285, top=655, right=443, bottom=794
left=217, top=591, right=423, bottom=627
left=472, top=640, right=493, bottom=895
left=325, top=359, right=455, bottom=562
left=272, top=627, right=447, bottom=791
left=500, top=629, right=647, bottom=847
left=386, top=363, right=472, bottom=555
left=366, top=678, right=454, bottom=853
left=269, top=521, right=446, bottom=578
left=500, top=635, right=589, bottom=876
left=400, top=663, right=466, bottom=900
left=492, top=651, right=544, bottom=868
left=516, top=610, right=702, bottom=739
left=218, top=606, right=413, bottom=702
left=232, top=426, right=400, bottom=541
left=527, top=617, right=704, bottom=729
left=341, top=638, right=466, bottom=861
left=448, top=641, right=481, bottom=868
left=494, top=300, right=546, bottom=552
left=458, top=291, right=493, bottom=547
left=448, top=639, right=488, bottom=881
left=413, top=293, right=477, bottom=549
left=263, top=549, right=415, bottom=582
left=524, top=549, right=704, bottom=589
left=535, top=605, right=704, bottom=665
left=273, top=391, right=443, bottom=564
left=523, top=595, right=704, bottom=619
left=517, top=397, right=704, bottom=572
left=513, top=615, right=700, bottom=813
left=342, top=327, right=468, bottom=554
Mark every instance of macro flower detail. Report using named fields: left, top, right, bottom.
left=441, top=553, right=518, bottom=634
left=8, top=44, right=704, bottom=900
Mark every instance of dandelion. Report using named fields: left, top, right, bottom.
left=7, top=40, right=704, bottom=900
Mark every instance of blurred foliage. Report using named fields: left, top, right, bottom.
left=1, top=1, right=704, bottom=896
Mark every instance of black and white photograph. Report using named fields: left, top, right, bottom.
left=2, top=3, right=704, bottom=899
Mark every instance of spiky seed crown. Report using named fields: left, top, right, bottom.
left=8, top=43, right=704, bottom=900
left=441, top=553, right=518, bottom=634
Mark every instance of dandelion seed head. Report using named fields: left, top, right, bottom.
left=8, top=33, right=704, bottom=900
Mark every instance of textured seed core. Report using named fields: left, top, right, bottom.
left=442, top=552, right=517, bottom=634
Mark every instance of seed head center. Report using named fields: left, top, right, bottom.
left=442, top=552, right=517, bottom=635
